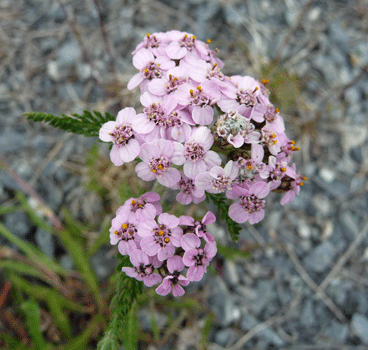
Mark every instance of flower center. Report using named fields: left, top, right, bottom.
left=149, top=156, right=171, bottom=175
left=109, top=124, right=134, bottom=146
left=130, top=198, right=146, bottom=212
left=114, top=222, right=137, bottom=241
left=179, top=34, right=196, bottom=50
left=141, top=61, right=163, bottom=80
left=143, top=33, right=160, bottom=49
left=189, top=86, right=212, bottom=107
left=185, top=141, right=205, bottom=161
left=165, top=74, right=187, bottom=93
left=152, top=224, right=171, bottom=246
left=239, top=195, right=265, bottom=214
left=264, top=105, right=279, bottom=122
left=237, top=88, right=257, bottom=107
left=179, top=178, right=195, bottom=194
left=211, top=175, right=233, bottom=191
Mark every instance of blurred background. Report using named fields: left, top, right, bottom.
left=1, top=0, right=368, bottom=348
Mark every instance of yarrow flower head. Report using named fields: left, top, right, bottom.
left=101, top=30, right=305, bottom=297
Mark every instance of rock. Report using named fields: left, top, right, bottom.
left=90, top=246, right=116, bottom=281
left=223, top=260, right=240, bottom=287
left=323, top=320, right=349, bottom=343
left=239, top=312, right=259, bottom=331
left=258, top=327, right=285, bottom=346
left=4, top=212, right=30, bottom=238
left=300, top=299, right=315, bottom=327
left=59, top=254, right=74, bottom=270
left=249, top=280, right=276, bottom=314
left=303, top=241, right=337, bottom=273
left=351, top=313, right=368, bottom=344
left=138, top=309, right=167, bottom=332
left=57, top=40, right=82, bottom=68
left=35, top=227, right=54, bottom=258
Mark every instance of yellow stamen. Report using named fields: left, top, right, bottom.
left=122, top=223, right=128, bottom=229
left=131, top=199, right=136, bottom=205
left=144, top=68, right=149, bottom=74
left=152, top=169, right=157, bottom=173
left=291, top=140, right=295, bottom=144
left=189, top=89, right=194, bottom=94
left=206, top=39, right=211, bottom=44
left=300, top=182, right=304, bottom=186
left=164, top=237, right=170, bottom=243
left=272, top=140, right=277, bottom=145
left=146, top=33, right=150, bottom=37
left=196, top=86, right=202, bottom=91
left=275, top=108, right=279, bottom=113
left=158, top=164, right=163, bottom=170
left=192, top=35, right=196, bottom=40
left=184, top=34, right=188, bottom=38
left=248, top=164, right=253, bottom=171
left=158, top=230, right=164, bottom=236
left=114, top=230, right=119, bottom=235
left=302, top=176, right=307, bottom=181
left=281, top=167, right=287, bottom=172
left=261, top=79, right=269, bottom=85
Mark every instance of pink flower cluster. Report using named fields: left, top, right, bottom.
left=110, top=192, right=217, bottom=296
left=101, top=31, right=306, bottom=295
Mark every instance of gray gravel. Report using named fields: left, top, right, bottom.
left=1, top=0, right=368, bottom=348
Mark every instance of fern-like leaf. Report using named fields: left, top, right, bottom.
left=206, top=192, right=241, bottom=242
left=25, top=110, right=115, bottom=137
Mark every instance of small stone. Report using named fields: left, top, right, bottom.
left=351, top=313, right=368, bottom=344
left=47, top=61, right=61, bottom=81
left=223, top=260, right=240, bottom=287
left=312, top=193, right=331, bottom=216
left=258, top=327, right=285, bottom=346
left=323, top=320, right=349, bottom=342
left=4, top=212, right=30, bottom=238
left=239, top=313, right=259, bottom=331
left=57, top=40, right=82, bottom=68
left=319, top=167, right=335, bottom=183
left=59, top=254, right=74, bottom=270
left=300, top=299, right=315, bottom=327
left=303, top=241, right=337, bottom=273
left=35, top=227, right=54, bottom=258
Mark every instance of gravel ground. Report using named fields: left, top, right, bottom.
left=1, top=0, right=368, bottom=349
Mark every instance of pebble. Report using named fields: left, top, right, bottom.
left=35, top=227, right=54, bottom=258
left=351, top=313, right=368, bottom=344
left=4, top=212, right=30, bottom=238
left=323, top=320, right=349, bottom=343
left=303, top=241, right=337, bottom=273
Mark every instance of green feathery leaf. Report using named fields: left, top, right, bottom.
left=206, top=192, right=241, bottom=242
left=97, top=255, right=143, bottom=350
left=24, top=110, right=115, bottom=137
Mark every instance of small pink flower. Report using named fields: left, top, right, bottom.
left=117, top=192, right=162, bottom=221
left=228, top=182, right=270, bottom=224
left=179, top=211, right=216, bottom=243
left=176, top=81, right=221, bottom=125
left=171, top=173, right=205, bottom=205
left=195, top=160, right=239, bottom=193
left=122, top=249, right=162, bottom=287
left=183, top=127, right=221, bottom=179
left=109, top=210, right=141, bottom=256
left=99, top=107, right=148, bottom=166
left=127, top=48, right=175, bottom=90
left=155, top=255, right=189, bottom=297
left=181, top=233, right=217, bottom=281
left=135, top=139, right=185, bottom=188
left=217, top=76, right=267, bottom=123
left=138, top=213, right=183, bottom=261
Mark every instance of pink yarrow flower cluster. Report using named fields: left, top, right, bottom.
left=110, top=192, right=217, bottom=296
left=102, top=31, right=305, bottom=296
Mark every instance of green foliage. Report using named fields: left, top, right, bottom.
left=24, top=110, right=115, bottom=137
left=206, top=192, right=241, bottom=242
left=216, top=242, right=251, bottom=260
left=97, top=254, right=143, bottom=350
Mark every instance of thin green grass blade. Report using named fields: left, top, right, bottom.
left=46, top=290, right=72, bottom=338
left=0, top=222, right=67, bottom=276
left=21, top=299, right=46, bottom=349
left=123, top=300, right=139, bottom=350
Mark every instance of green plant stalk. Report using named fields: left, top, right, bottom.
left=21, top=299, right=47, bottom=349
